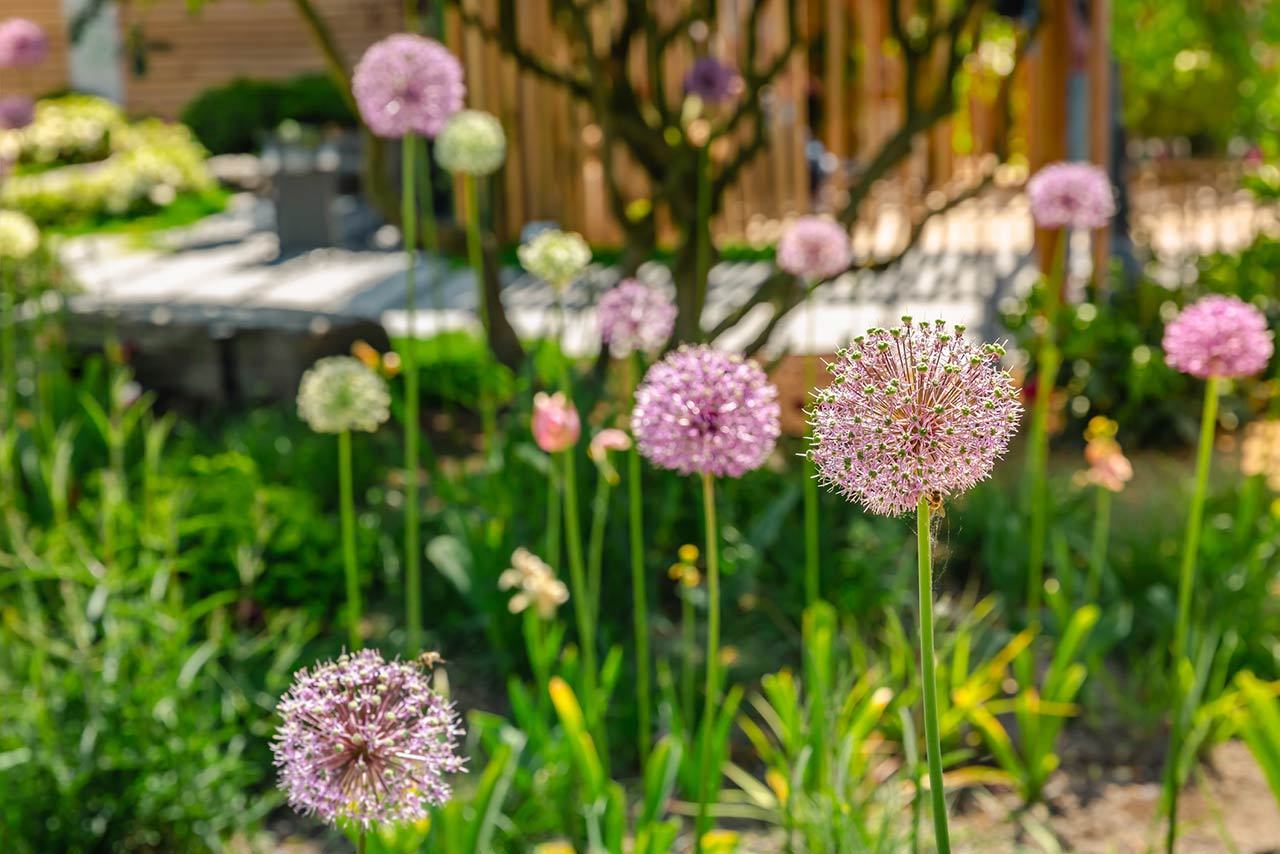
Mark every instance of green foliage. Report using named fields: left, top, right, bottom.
left=180, top=73, right=357, bottom=155
left=0, top=95, right=218, bottom=229
left=1002, top=240, right=1280, bottom=447
left=1114, top=0, right=1280, bottom=150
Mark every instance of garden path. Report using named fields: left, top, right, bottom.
left=62, top=193, right=1041, bottom=361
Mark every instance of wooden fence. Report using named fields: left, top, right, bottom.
left=445, top=0, right=1037, bottom=245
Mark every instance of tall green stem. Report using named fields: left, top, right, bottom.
left=2, top=262, right=16, bottom=432
left=1025, top=233, right=1068, bottom=628
left=626, top=355, right=652, bottom=764
left=917, top=496, right=952, bottom=854
left=695, top=472, right=721, bottom=851
left=694, top=144, right=711, bottom=340
left=1085, top=486, right=1112, bottom=602
left=401, top=137, right=424, bottom=654
left=586, top=471, right=610, bottom=626
left=1164, top=374, right=1220, bottom=854
left=462, top=173, right=496, bottom=450
left=562, top=447, right=598, bottom=739
left=357, top=829, right=367, bottom=854
left=338, top=430, right=362, bottom=650
left=546, top=465, right=562, bottom=569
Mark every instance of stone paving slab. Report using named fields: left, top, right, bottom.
left=62, top=194, right=1036, bottom=362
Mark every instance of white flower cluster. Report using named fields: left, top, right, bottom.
left=0, top=209, right=38, bottom=260
left=518, top=228, right=591, bottom=288
left=435, top=110, right=506, bottom=176
left=296, top=356, right=391, bottom=434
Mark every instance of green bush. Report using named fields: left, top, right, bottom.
left=0, top=96, right=218, bottom=228
left=180, top=73, right=356, bottom=155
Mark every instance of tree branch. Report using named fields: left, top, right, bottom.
left=453, top=1, right=592, bottom=98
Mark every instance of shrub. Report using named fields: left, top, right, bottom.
left=181, top=73, right=356, bottom=155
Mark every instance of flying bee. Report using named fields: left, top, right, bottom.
left=415, top=651, right=446, bottom=671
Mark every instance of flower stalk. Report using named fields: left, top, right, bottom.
left=694, top=471, right=721, bottom=850
left=401, top=135, right=424, bottom=654
left=337, top=429, right=361, bottom=650
left=917, top=496, right=951, bottom=854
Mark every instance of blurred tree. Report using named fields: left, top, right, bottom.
left=454, top=0, right=1033, bottom=349
left=1113, top=0, right=1280, bottom=154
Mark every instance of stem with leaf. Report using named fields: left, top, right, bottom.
left=917, top=496, right=952, bottom=854
left=1164, top=374, right=1220, bottom=854
left=562, top=445, right=598, bottom=743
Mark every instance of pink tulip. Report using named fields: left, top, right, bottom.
left=532, top=391, right=580, bottom=453
left=588, top=428, right=632, bottom=461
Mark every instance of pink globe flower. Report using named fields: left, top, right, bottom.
left=1026, top=161, right=1115, bottom=230
left=352, top=34, right=465, bottom=139
left=1162, top=295, right=1274, bottom=379
left=532, top=391, right=581, bottom=453
left=810, top=318, right=1022, bottom=517
left=683, top=56, right=742, bottom=105
left=0, top=95, right=34, bottom=131
left=777, top=216, right=852, bottom=281
left=271, top=650, right=465, bottom=829
left=597, top=278, right=677, bottom=358
left=632, top=345, right=780, bottom=478
left=0, top=18, right=48, bottom=68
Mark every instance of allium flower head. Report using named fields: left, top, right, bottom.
left=810, top=318, right=1022, bottom=516
left=0, top=95, right=34, bottom=131
left=684, top=56, right=742, bottom=104
left=597, top=278, right=677, bottom=357
left=1026, top=161, right=1115, bottom=230
left=297, top=356, right=391, bottom=434
left=1162, top=295, right=1274, bottom=379
left=435, top=110, right=506, bottom=176
left=632, top=345, right=780, bottom=478
left=352, top=34, right=465, bottom=139
left=532, top=391, right=581, bottom=453
left=499, top=548, right=569, bottom=618
left=0, top=18, right=49, bottom=68
left=518, top=228, right=591, bottom=289
left=0, top=209, right=39, bottom=260
left=777, top=216, right=852, bottom=281
left=272, top=649, right=464, bottom=828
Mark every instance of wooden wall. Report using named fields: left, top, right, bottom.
left=119, top=0, right=399, bottom=119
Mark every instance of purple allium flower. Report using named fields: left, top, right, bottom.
left=0, top=18, right=48, bottom=68
left=1162, top=295, right=1274, bottom=380
left=1026, top=161, right=1115, bottom=230
left=352, top=34, right=465, bottom=139
left=597, top=278, right=677, bottom=357
left=272, top=649, right=465, bottom=829
left=684, top=56, right=742, bottom=104
left=632, top=345, right=780, bottom=478
left=776, top=216, right=852, bottom=281
left=810, top=319, right=1022, bottom=516
left=0, top=95, right=34, bottom=131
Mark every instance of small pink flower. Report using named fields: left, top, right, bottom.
left=1083, top=439, right=1133, bottom=493
left=0, top=95, right=34, bottom=131
left=0, top=18, right=48, bottom=68
left=777, top=216, right=852, bottom=281
left=588, top=428, right=632, bottom=461
left=1027, top=161, right=1115, bottom=230
left=532, top=391, right=581, bottom=453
